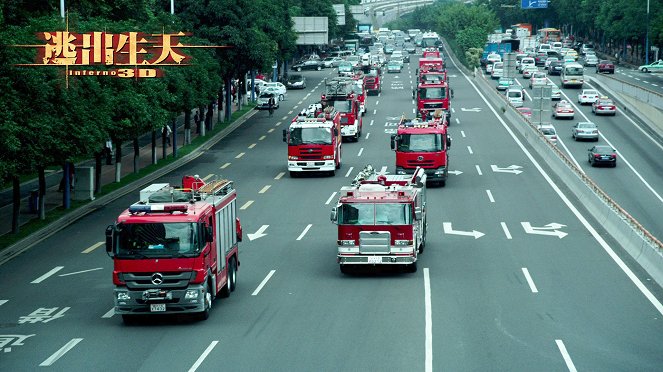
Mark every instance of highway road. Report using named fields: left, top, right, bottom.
left=2, top=46, right=663, bottom=371
left=612, top=66, right=663, bottom=93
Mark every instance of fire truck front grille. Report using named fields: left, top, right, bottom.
left=359, top=231, right=390, bottom=254
left=299, top=147, right=323, bottom=160
left=407, top=159, right=435, bottom=167
left=123, top=271, right=194, bottom=290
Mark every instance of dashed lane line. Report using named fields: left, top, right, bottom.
left=39, top=338, right=84, bottom=367
left=296, top=224, right=313, bottom=241
left=240, top=201, right=254, bottom=210
left=220, top=162, right=231, bottom=169
left=82, top=242, right=103, bottom=254
left=31, top=266, right=64, bottom=284
left=252, top=270, right=276, bottom=296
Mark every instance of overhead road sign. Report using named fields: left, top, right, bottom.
left=521, top=0, right=548, bottom=9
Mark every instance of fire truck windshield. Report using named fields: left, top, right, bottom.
left=419, top=87, right=446, bottom=99
left=398, top=134, right=443, bottom=152
left=338, top=203, right=412, bottom=225
left=289, top=127, right=332, bottom=145
left=116, top=222, right=201, bottom=257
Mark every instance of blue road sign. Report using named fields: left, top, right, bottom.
left=521, top=0, right=548, bottom=9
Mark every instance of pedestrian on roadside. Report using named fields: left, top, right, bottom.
left=268, top=95, right=275, bottom=117
left=163, top=124, right=172, bottom=147
left=194, top=110, right=201, bottom=134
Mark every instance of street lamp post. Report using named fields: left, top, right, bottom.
left=60, top=0, right=65, bottom=19
left=645, top=0, right=650, bottom=65
left=171, top=0, right=175, bottom=15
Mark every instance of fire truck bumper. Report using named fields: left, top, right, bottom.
left=396, top=166, right=447, bottom=181
left=288, top=161, right=335, bottom=172
left=338, top=255, right=416, bottom=265
left=113, top=284, right=206, bottom=315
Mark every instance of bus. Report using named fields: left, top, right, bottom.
left=537, top=28, right=561, bottom=44
left=561, top=62, right=584, bottom=88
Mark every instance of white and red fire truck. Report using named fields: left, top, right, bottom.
left=283, top=106, right=342, bottom=176
left=391, top=112, right=451, bottom=186
left=105, top=176, right=242, bottom=322
left=330, top=165, right=427, bottom=274
left=321, top=77, right=363, bottom=142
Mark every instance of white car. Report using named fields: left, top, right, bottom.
left=577, top=89, right=600, bottom=104
left=262, top=82, right=287, bottom=101
left=547, top=81, right=562, bottom=100
left=506, top=87, right=524, bottom=108
left=491, top=62, right=504, bottom=79
left=538, top=124, right=558, bottom=145
left=529, top=72, right=547, bottom=88
left=519, top=57, right=535, bottom=72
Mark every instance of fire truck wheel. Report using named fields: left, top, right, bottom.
left=229, top=258, right=237, bottom=292
left=197, top=282, right=212, bottom=320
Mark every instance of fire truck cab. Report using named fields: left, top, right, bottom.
left=391, top=111, right=451, bottom=186
left=106, top=176, right=242, bottom=322
left=283, top=106, right=342, bottom=177
left=331, top=165, right=427, bottom=274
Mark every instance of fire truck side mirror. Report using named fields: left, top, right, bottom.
left=414, top=207, right=422, bottom=220
left=447, top=135, right=452, bottom=148
left=105, top=224, right=115, bottom=257
left=236, top=217, right=243, bottom=242
left=205, top=226, right=214, bottom=243
left=390, top=134, right=397, bottom=150
left=330, top=207, right=338, bottom=224
left=282, top=129, right=287, bottom=142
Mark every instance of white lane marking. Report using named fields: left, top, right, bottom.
left=455, top=117, right=460, bottom=124
left=274, top=172, right=285, bottom=180
left=235, top=152, right=245, bottom=159
left=188, top=341, right=219, bottom=372
left=461, top=130, right=466, bottom=138
left=467, top=146, right=473, bottom=154
left=475, top=165, right=482, bottom=175
left=486, top=190, right=495, bottom=203
left=412, top=99, right=415, bottom=105
left=59, top=267, right=103, bottom=277
left=424, top=268, right=433, bottom=372
left=220, top=162, right=231, bottom=169
left=287, top=110, right=293, bottom=114
left=378, top=92, right=381, bottom=97
left=585, top=81, right=663, bottom=152
left=451, top=108, right=455, bottom=113
left=652, top=83, right=659, bottom=87
left=296, top=224, right=313, bottom=241
left=456, top=55, right=663, bottom=317
left=375, top=100, right=380, bottom=105
left=358, top=147, right=364, bottom=156
left=259, top=135, right=266, bottom=141
left=102, top=308, right=114, bottom=318
left=275, top=121, right=282, bottom=127
left=252, top=270, right=276, bottom=296
left=634, top=77, right=641, bottom=81
left=81, top=242, right=103, bottom=254
left=555, top=340, right=578, bottom=372
left=267, top=128, right=275, bottom=133
left=501, top=222, right=512, bottom=239
left=305, top=93, right=311, bottom=98
left=325, top=192, right=337, bottom=205
left=39, top=338, right=84, bottom=366
left=413, top=108, right=416, bottom=114
left=521, top=268, right=539, bottom=293
left=370, top=119, right=374, bottom=126
left=258, top=185, right=271, bottom=194
left=248, top=143, right=256, bottom=149
left=240, top=201, right=254, bottom=210
left=0, top=300, right=8, bottom=306
left=298, top=100, right=303, bottom=105
left=373, top=109, right=377, bottom=115
left=202, top=173, right=214, bottom=181
left=345, top=167, right=354, bottom=178
left=365, top=132, right=371, bottom=139
left=31, top=266, right=64, bottom=284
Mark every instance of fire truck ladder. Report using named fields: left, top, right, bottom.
left=198, top=179, right=234, bottom=196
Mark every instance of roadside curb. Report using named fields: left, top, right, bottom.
left=0, top=108, right=258, bottom=266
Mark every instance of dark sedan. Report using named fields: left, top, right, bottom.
left=548, top=61, right=564, bottom=75
left=596, top=60, right=615, bottom=74
left=588, top=145, right=617, bottom=167
left=291, top=59, right=322, bottom=72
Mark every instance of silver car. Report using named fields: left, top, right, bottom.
left=572, top=121, right=599, bottom=141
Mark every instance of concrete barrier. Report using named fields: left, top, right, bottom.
left=441, top=40, right=663, bottom=287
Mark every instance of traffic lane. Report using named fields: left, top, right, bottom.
left=607, top=67, right=663, bottom=92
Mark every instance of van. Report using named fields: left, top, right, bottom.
left=551, top=42, right=563, bottom=52
left=506, top=87, right=524, bottom=107
left=519, top=57, right=535, bottom=72
left=538, top=44, right=552, bottom=52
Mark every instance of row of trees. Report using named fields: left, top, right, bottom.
left=0, top=0, right=360, bottom=233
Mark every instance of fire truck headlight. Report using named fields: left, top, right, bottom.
left=184, top=289, right=199, bottom=300
left=434, top=169, right=446, bottom=175
left=396, top=169, right=407, bottom=175
left=117, top=291, right=131, bottom=301
left=338, top=240, right=355, bottom=246
left=394, top=240, right=413, bottom=246
left=288, top=156, right=299, bottom=160
left=323, top=155, right=334, bottom=160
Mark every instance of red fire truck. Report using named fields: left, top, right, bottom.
left=330, top=165, right=427, bottom=274
left=391, top=112, right=451, bottom=186
left=283, top=106, right=342, bottom=176
left=351, top=74, right=367, bottom=116
left=322, top=78, right=363, bottom=142
left=415, top=78, right=451, bottom=121
left=418, top=56, right=445, bottom=74
left=363, top=69, right=381, bottom=96
left=422, top=48, right=441, bottom=58
left=105, top=176, right=242, bottom=322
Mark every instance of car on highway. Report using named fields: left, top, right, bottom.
left=547, top=81, right=562, bottom=100
left=491, top=62, right=504, bottom=79
left=292, top=58, right=322, bottom=71
left=346, top=55, right=361, bottom=68
left=384, top=44, right=395, bottom=54
left=523, top=65, right=538, bottom=78
left=404, top=42, right=416, bottom=54
left=519, top=57, right=535, bottom=72
left=564, top=49, right=579, bottom=60
left=486, top=53, right=502, bottom=67
left=548, top=61, right=564, bottom=75
left=506, top=87, right=525, bottom=107
left=529, top=72, right=547, bottom=88
left=538, top=124, right=558, bottom=145
left=544, top=57, right=559, bottom=69
left=578, top=89, right=600, bottom=104
left=256, top=92, right=280, bottom=110
left=581, top=55, right=599, bottom=67
left=592, top=97, right=617, bottom=115
left=338, top=61, right=354, bottom=77
left=386, top=60, right=402, bottom=73
left=596, top=60, right=615, bottom=74
left=638, top=60, right=663, bottom=73
left=261, top=83, right=287, bottom=101
left=553, top=100, right=575, bottom=119
left=572, top=121, right=599, bottom=141
left=516, top=107, right=532, bottom=119
left=286, top=74, right=306, bottom=89
left=496, top=77, right=516, bottom=91
left=588, top=145, right=617, bottom=167
left=486, top=62, right=495, bottom=74
left=322, top=56, right=344, bottom=68
left=534, top=51, right=549, bottom=66
left=580, top=43, right=594, bottom=55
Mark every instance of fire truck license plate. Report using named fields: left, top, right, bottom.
left=367, top=256, right=382, bottom=264
left=150, top=304, right=166, bottom=312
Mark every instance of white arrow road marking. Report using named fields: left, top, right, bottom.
left=490, top=165, right=523, bottom=174
left=188, top=341, right=219, bottom=372
left=460, top=108, right=481, bottom=112
left=448, top=170, right=463, bottom=175
left=247, top=225, right=269, bottom=241
left=521, top=222, right=568, bottom=239
left=39, top=338, right=83, bottom=366
left=442, top=222, right=484, bottom=239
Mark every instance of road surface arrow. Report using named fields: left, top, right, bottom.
left=442, top=222, right=484, bottom=239
left=448, top=170, right=463, bottom=175
left=247, top=225, right=269, bottom=241
left=461, top=107, right=481, bottom=112
left=521, top=222, right=567, bottom=239
left=490, top=165, right=523, bottom=174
